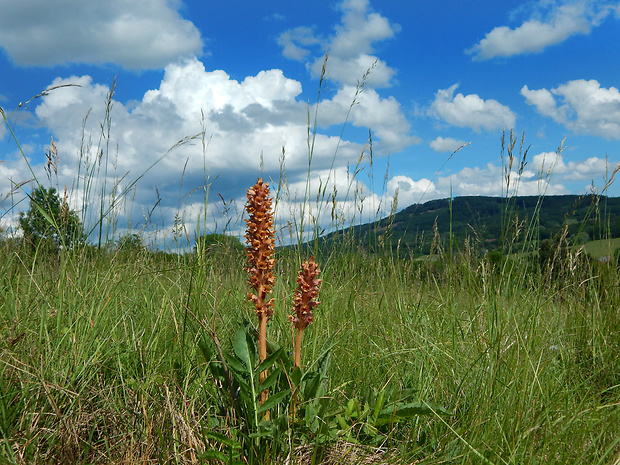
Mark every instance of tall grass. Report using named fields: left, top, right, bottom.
left=1, top=228, right=619, bottom=463
left=1, top=80, right=620, bottom=464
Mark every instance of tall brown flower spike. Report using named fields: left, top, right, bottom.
left=290, top=256, right=321, bottom=369
left=244, top=178, right=276, bottom=412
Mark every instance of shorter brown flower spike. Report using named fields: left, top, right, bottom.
left=290, top=256, right=322, bottom=331
left=290, top=256, right=321, bottom=372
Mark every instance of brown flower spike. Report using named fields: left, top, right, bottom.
left=244, top=178, right=276, bottom=411
left=290, top=256, right=322, bottom=369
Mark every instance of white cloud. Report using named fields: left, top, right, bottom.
left=309, top=54, right=396, bottom=89
left=430, top=137, right=469, bottom=153
left=0, top=0, right=203, bottom=70
left=522, top=79, right=620, bottom=139
left=430, top=84, right=516, bottom=133
left=277, top=1, right=416, bottom=155
left=386, top=175, right=437, bottom=208
left=279, top=0, right=400, bottom=88
left=1, top=58, right=382, bottom=244
left=466, top=0, right=620, bottom=60
left=278, top=27, right=321, bottom=61
left=531, top=152, right=617, bottom=181
left=316, top=85, right=419, bottom=154
left=433, top=153, right=617, bottom=198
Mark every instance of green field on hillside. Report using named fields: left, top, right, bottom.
left=584, top=237, right=620, bottom=259
left=1, top=235, right=619, bottom=464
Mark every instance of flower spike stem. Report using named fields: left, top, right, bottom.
left=244, top=178, right=277, bottom=417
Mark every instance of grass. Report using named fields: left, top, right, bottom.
left=0, top=227, right=619, bottom=463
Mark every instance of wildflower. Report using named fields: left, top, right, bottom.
left=244, top=178, right=276, bottom=411
left=245, top=178, right=276, bottom=321
left=290, top=256, right=321, bottom=368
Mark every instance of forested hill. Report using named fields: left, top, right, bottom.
left=322, top=195, right=620, bottom=256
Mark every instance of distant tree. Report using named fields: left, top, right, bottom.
left=486, top=249, right=504, bottom=268
left=194, top=233, right=244, bottom=254
left=19, top=186, right=84, bottom=252
left=116, top=233, right=145, bottom=253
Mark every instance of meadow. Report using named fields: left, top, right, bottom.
left=1, top=79, right=619, bottom=464
left=1, top=197, right=619, bottom=463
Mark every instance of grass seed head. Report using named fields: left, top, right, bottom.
left=244, top=178, right=276, bottom=319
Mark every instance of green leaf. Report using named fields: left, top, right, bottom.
left=259, top=366, right=282, bottom=392
left=198, top=450, right=228, bottom=462
left=205, top=431, right=242, bottom=448
left=335, top=414, right=350, bottom=431
left=197, top=333, right=214, bottom=363
left=379, top=401, right=451, bottom=421
left=346, top=398, right=360, bottom=417
left=232, top=327, right=252, bottom=369
left=302, top=371, right=321, bottom=399
left=372, top=389, right=387, bottom=422
left=256, top=389, right=291, bottom=414
left=256, top=347, right=284, bottom=373
left=290, top=366, right=302, bottom=387
left=223, top=351, right=247, bottom=375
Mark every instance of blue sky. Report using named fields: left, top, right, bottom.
left=1, top=0, right=619, bottom=247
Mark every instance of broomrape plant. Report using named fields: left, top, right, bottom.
left=244, top=178, right=277, bottom=412
left=243, top=178, right=323, bottom=414
left=290, top=256, right=321, bottom=370
left=289, top=256, right=322, bottom=416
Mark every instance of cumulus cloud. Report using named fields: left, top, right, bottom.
left=277, top=0, right=416, bottom=155
left=430, top=84, right=516, bottom=133
left=278, top=27, right=321, bottom=61
left=386, top=175, right=438, bottom=208
left=376, top=151, right=616, bottom=211
left=0, top=0, right=203, bottom=70
left=433, top=152, right=618, bottom=198
left=466, top=0, right=620, bottom=60
left=531, top=151, right=617, bottom=181
left=430, top=137, right=469, bottom=153
left=279, top=0, right=400, bottom=88
left=0, top=58, right=386, bottom=244
left=522, top=79, right=620, bottom=139
left=316, top=85, right=420, bottom=153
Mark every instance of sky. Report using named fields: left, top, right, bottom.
left=1, top=0, right=619, bottom=248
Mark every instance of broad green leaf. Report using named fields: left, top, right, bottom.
left=290, top=366, right=302, bottom=387
left=198, top=450, right=228, bottom=462
left=204, top=431, right=242, bottom=448
left=232, top=327, right=252, bottom=369
left=372, top=390, right=387, bottom=422
left=346, top=398, right=359, bottom=417
left=259, top=366, right=282, bottom=391
left=223, top=351, right=247, bottom=375
left=256, top=347, right=284, bottom=373
left=256, top=389, right=291, bottom=414
left=335, top=414, right=350, bottom=431
left=379, top=401, right=451, bottom=421
left=197, top=333, right=214, bottom=363
left=302, top=371, right=321, bottom=399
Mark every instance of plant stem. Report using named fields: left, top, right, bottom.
left=259, top=312, right=269, bottom=419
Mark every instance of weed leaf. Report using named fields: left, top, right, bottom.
left=232, top=327, right=252, bottom=369
left=256, top=389, right=291, bottom=414
left=259, top=366, right=283, bottom=392
left=256, top=347, right=284, bottom=374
